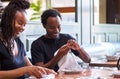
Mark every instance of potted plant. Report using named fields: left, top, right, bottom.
left=30, top=0, right=42, bottom=21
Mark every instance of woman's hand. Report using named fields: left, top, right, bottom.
left=25, top=66, right=57, bottom=78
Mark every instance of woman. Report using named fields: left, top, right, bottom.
left=0, top=0, right=56, bottom=79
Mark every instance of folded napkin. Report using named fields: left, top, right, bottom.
left=55, top=49, right=81, bottom=72
left=106, top=55, right=119, bottom=61
left=112, top=71, right=120, bottom=78
left=28, top=74, right=55, bottom=79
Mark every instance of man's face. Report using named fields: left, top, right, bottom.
left=45, top=16, right=61, bottom=39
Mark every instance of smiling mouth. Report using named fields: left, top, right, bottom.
left=20, top=29, right=24, bottom=32
left=20, top=27, right=25, bottom=32
left=16, top=30, right=23, bottom=35
left=53, top=33, right=58, bottom=36
left=20, top=28, right=25, bottom=32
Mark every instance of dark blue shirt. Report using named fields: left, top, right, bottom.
left=0, top=37, right=26, bottom=79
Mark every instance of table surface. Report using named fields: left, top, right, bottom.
left=28, top=69, right=120, bottom=79
left=55, top=69, right=120, bottom=79
left=89, top=59, right=117, bottom=67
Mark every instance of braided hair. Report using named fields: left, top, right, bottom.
left=0, top=0, right=30, bottom=56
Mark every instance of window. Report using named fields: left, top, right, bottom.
left=0, top=0, right=77, bottom=22
left=51, top=0, right=76, bottom=22
left=27, top=0, right=76, bottom=22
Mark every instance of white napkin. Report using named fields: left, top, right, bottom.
left=28, top=74, right=55, bottom=79
left=106, top=55, right=118, bottom=61
left=55, top=49, right=81, bottom=72
left=112, top=71, right=120, bottom=78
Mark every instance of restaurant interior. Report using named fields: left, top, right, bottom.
left=1, top=0, right=120, bottom=79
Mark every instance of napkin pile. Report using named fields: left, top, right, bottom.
left=27, top=74, right=55, bottom=79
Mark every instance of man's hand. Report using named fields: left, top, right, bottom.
left=56, top=44, right=70, bottom=57
left=67, top=39, right=80, bottom=50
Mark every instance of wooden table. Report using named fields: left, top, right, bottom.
left=28, top=69, right=120, bottom=79
left=89, top=60, right=117, bottom=67
left=55, top=69, right=120, bottom=79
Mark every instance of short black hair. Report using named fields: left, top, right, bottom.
left=41, top=9, right=62, bottom=27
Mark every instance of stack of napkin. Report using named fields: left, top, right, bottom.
left=27, top=74, right=55, bottom=79
left=106, top=55, right=119, bottom=61
left=112, top=71, right=120, bottom=78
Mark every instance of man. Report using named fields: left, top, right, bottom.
left=31, top=9, right=91, bottom=72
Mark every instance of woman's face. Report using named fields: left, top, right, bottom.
left=14, top=11, right=27, bottom=37
left=45, top=16, right=61, bottom=39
